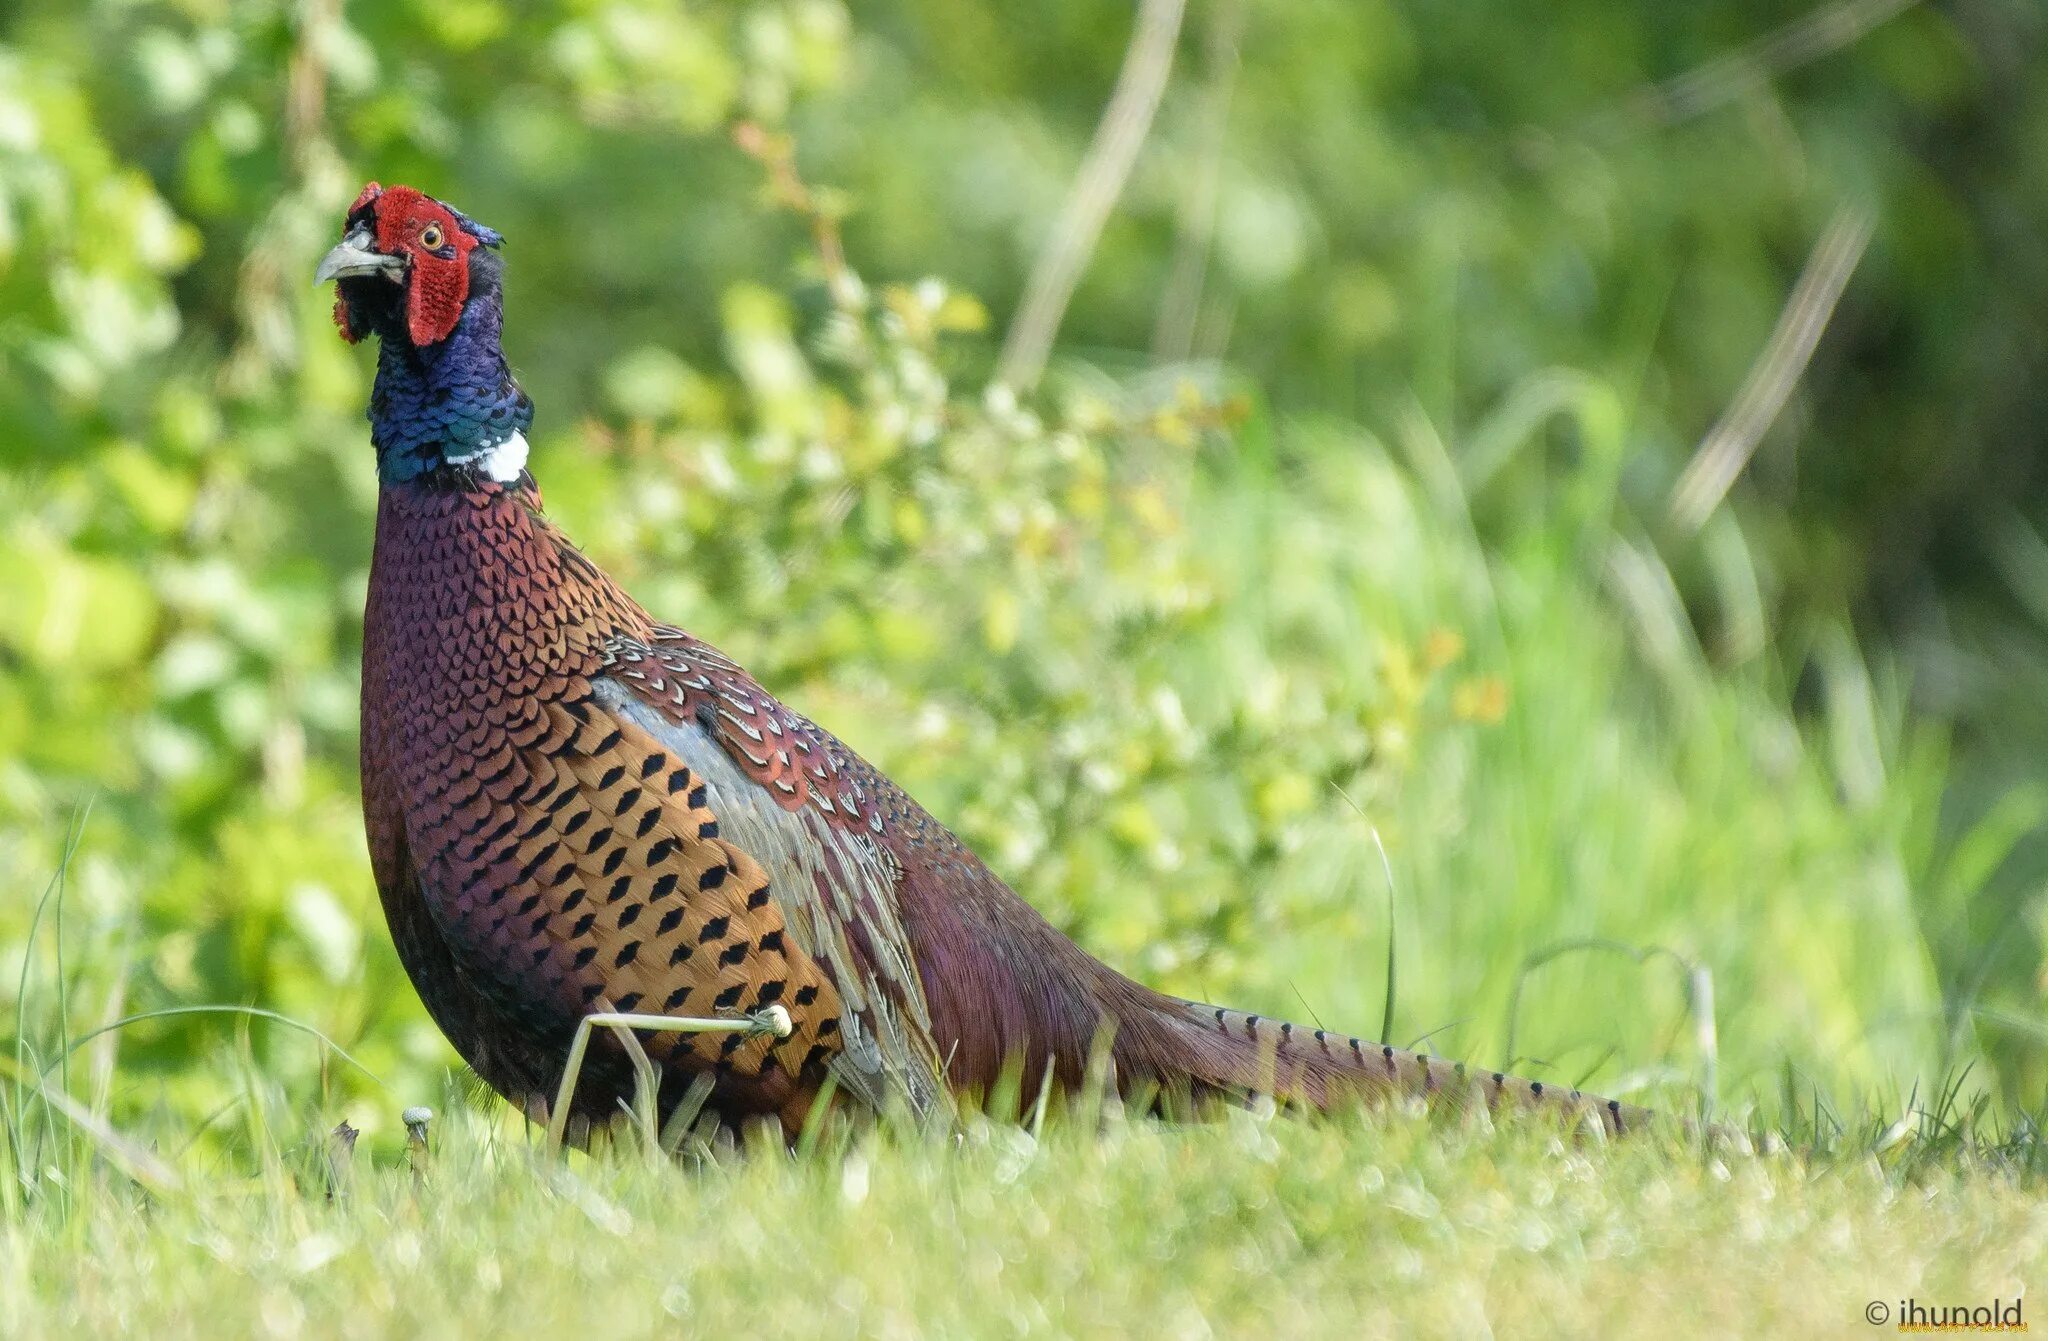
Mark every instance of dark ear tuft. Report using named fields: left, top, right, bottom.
left=345, top=181, right=384, bottom=233
left=444, top=204, right=504, bottom=250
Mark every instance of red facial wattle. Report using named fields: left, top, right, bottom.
left=374, top=185, right=479, bottom=347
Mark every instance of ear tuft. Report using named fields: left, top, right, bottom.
left=444, top=204, right=504, bottom=249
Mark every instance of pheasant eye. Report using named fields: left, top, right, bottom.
left=420, top=223, right=444, bottom=250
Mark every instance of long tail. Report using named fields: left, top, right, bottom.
left=928, top=891, right=1744, bottom=1143
left=1108, top=985, right=1682, bottom=1141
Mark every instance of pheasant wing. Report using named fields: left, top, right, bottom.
left=595, top=629, right=951, bottom=1116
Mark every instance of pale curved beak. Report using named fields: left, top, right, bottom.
left=315, top=225, right=406, bottom=285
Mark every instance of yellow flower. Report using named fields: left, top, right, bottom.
left=1256, top=772, right=1317, bottom=822
left=1451, top=676, right=1509, bottom=724
left=892, top=497, right=927, bottom=545
left=1382, top=641, right=1421, bottom=709
left=1422, top=627, right=1465, bottom=672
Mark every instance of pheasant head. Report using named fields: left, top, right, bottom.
left=316, top=182, right=533, bottom=486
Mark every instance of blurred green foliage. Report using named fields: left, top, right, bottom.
left=1, top=0, right=2043, bottom=1149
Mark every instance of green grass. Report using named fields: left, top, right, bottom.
left=4, top=1101, right=2046, bottom=1339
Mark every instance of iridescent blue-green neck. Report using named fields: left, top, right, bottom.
left=364, top=262, right=533, bottom=486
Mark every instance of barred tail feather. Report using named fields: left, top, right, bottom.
left=1117, top=992, right=1671, bottom=1140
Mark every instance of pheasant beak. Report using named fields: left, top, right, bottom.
left=315, top=225, right=406, bottom=285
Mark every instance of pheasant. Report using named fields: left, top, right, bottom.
left=322, top=182, right=1674, bottom=1144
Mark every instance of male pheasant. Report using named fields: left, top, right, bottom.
left=323, top=182, right=1667, bottom=1143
